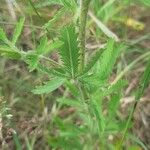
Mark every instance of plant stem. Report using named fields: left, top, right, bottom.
left=117, top=100, right=138, bottom=150
left=79, top=0, right=91, bottom=72
left=0, top=21, right=42, bottom=30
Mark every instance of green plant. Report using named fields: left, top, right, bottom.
left=0, top=0, right=150, bottom=149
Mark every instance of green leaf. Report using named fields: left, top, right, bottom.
left=0, top=46, right=21, bottom=59
left=37, top=64, right=67, bottom=78
left=129, top=135, right=148, bottom=150
left=82, top=48, right=104, bottom=75
left=37, top=0, right=77, bottom=11
left=37, top=37, right=63, bottom=55
left=36, top=36, right=47, bottom=55
left=43, top=8, right=66, bottom=29
left=65, top=81, right=79, bottom=98
left=44, top=40, right=64, bottom=55
left=60, top=0, right=77, bottom=11
left=52, top=68, right=67, bottom=77
left=0, top=27, right=8, bottom=41
left=136, top=58, right=150, bottom=100
left=12, top=17, right=25, bottom=45
left=12, top=132, right=22, bottom=150
left=98, top=39, right=123, bottom=80
left=57, top=98, right=81, bottom=108
left=32, top=77, right=65, bottom=94
left=109, top=79, right=127, bottom=92
left=80, top=75, right=106, bottom=88
left=108, top=94, right=121, bottom=117
left=25, top=52, right=39, bottom=71
left=103, top=79, right=127, bottom=96
left=91, top=94, right=105, bottom=133
left=59, top=25, right=79, bottom=77
left=36, top=0, right=63, bottom=8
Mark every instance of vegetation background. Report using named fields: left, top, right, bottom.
left=0, top=0, right=150, bottom=150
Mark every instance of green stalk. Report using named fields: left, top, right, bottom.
left=118, top=57, right=150, bottom=149
left=77, top=0, right=91, bottom=106
left=79, top=0, right=91, bottom=72
left=117, top=101, right=137, bottom=150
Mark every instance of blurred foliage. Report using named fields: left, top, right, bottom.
left=0, top=0, right=149, bottom=149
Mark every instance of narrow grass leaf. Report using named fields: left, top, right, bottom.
left=13, top=132, right=22, bottom=150
left=136, top=59, right=150, bottom=100
left=89, top=11, right=119, bottom=41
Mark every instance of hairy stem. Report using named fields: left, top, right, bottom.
left=77, top=0, right=91, bottom=104
left=79, top=0, right=91, bottom=72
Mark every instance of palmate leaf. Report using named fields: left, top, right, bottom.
left=32, top=77, right=65, bottom=94
left=98, top=39, right=123, bottom=80
left=59, top=25, right=79, bottom=78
